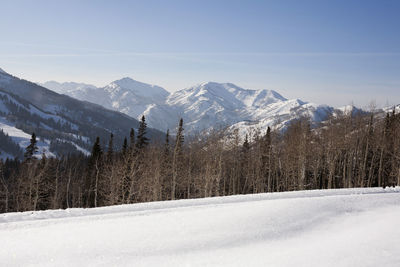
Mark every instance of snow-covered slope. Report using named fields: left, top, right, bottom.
left=0, top=117, right=55, bottom=159
left=1, top=187, right=399, bottom=266
left=382, top=104, right=400, bottom=114
left=42, top=79, right=361, bottom=135
left=229, top=101, right=334, bottom=138
left=42, top=79, right=334, bottom=134
left=144, top=82, right=333, bottom=133
left=42, top=78, right=170, bottom=119
left=41, top=81, right=97, bottom=95
left=0, top=69, right=163, bottom=158
left=0, top=89, right=88, bottom=158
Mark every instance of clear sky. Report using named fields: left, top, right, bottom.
left=1, top=0, right=399, bottom=107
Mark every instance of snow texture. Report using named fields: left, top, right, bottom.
left=1, top=187, right=399, bottom=267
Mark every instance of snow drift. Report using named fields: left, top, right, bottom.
left=1, top=187, right=399, bottom=266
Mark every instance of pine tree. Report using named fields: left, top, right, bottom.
left=239, top=134, right=250, bottom=193
left=89, top=137, right=103, bottom=166
left=129, top=128, right=135, bottom=150
left=122, top=137, right=128, bottom=156
left=262, top=127, right=272, bottom=191
left=175, top=119, right=184, bottom=151
left=172, top=118, right=184, bottom=200
left=107, top=133, right=114, bottom=162
left=135, top=115, right=149, bottom=151
left=85, top=137, right=103, bottom=207
left=24, top=133, right=38, bottom=161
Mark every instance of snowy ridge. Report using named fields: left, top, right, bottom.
left=42, top=78, right=170, bottom=119
left=43, top=79, right=336, bottom=135
left=1, top=187, right=399, bottom=266
left=145, top=82, right=333, bottom=134
left=40, top=81, right=97, bottom=95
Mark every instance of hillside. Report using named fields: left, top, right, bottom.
left=0, top=70, right=163, bottom=158
left=1, top=187, right=399, bottom=266
left=42, top=78, right=170, bottom=121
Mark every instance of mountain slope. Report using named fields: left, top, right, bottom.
left=41, top=81, right=98, bottom=95
left=145, top=82, right=333, bottom=134
left=0, top=70, right=163, bottom=158
left=1, top=187, right=399, bottom=266
left=42, top=78, right=170, bottom=119
left=42, top=78, right=371, bottom=136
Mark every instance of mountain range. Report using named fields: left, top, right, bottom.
left=0, top=69, right=163, bottom=159
left=0, top=67, right=388, bottom=159
left=42, top=79, right=344, bottom=136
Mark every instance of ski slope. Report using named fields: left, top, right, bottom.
left=1, top=187, right=400, bottom=267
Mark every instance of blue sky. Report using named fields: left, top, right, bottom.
left=1, top=0, right=399, bottom=107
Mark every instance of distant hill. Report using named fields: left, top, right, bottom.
left=0, top=69, right=163, bottom=159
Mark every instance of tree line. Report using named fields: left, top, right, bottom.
left=0, top=110, right=399, bottom=213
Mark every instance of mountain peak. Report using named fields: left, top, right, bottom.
left=194, top=82, right=287, bottom=102
left=108, top=77, right=169, bottom=98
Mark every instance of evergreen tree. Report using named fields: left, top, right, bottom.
left=172, top=118, right=184, bottom=200
left=135, top=116, right=149, bottom=151
left=239, top=134, right=250, bottom=193
left=85, top=137, right=103, bottom=207
left=129, top=128, right=135, bottom=150
left=122, top=137, right=128, bottom=156
left=175, top=119, right=184, bottom=152
left=89, top=137, right=103, bottom=166
left=24, top=132, right=38, bottom=161
left=106, top=133, right=114, bottom=162
left=262, top=127, right=272, bottom=191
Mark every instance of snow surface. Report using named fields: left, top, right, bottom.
left=0, top=117, right=55, bottom=158
left=1, top=187, right=399, bottom=267
left=383, top=104, right=400, bottom=114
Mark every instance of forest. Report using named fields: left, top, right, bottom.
left=0, top=109, right=399, bottom=213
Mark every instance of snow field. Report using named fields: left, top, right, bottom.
left=1, top=187, right=399, bottom=267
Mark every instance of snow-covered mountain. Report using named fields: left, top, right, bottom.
left=383, top=104, right=400, bottom=114
left=42, top=78, right=169, bottom=119
left=0, top=69, right=163, bottom=159
left=41, top=81, right=97, bottom=95
left=43, top=79, right=336, bottom=135
left=144, top=82, right=334, bottom=135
